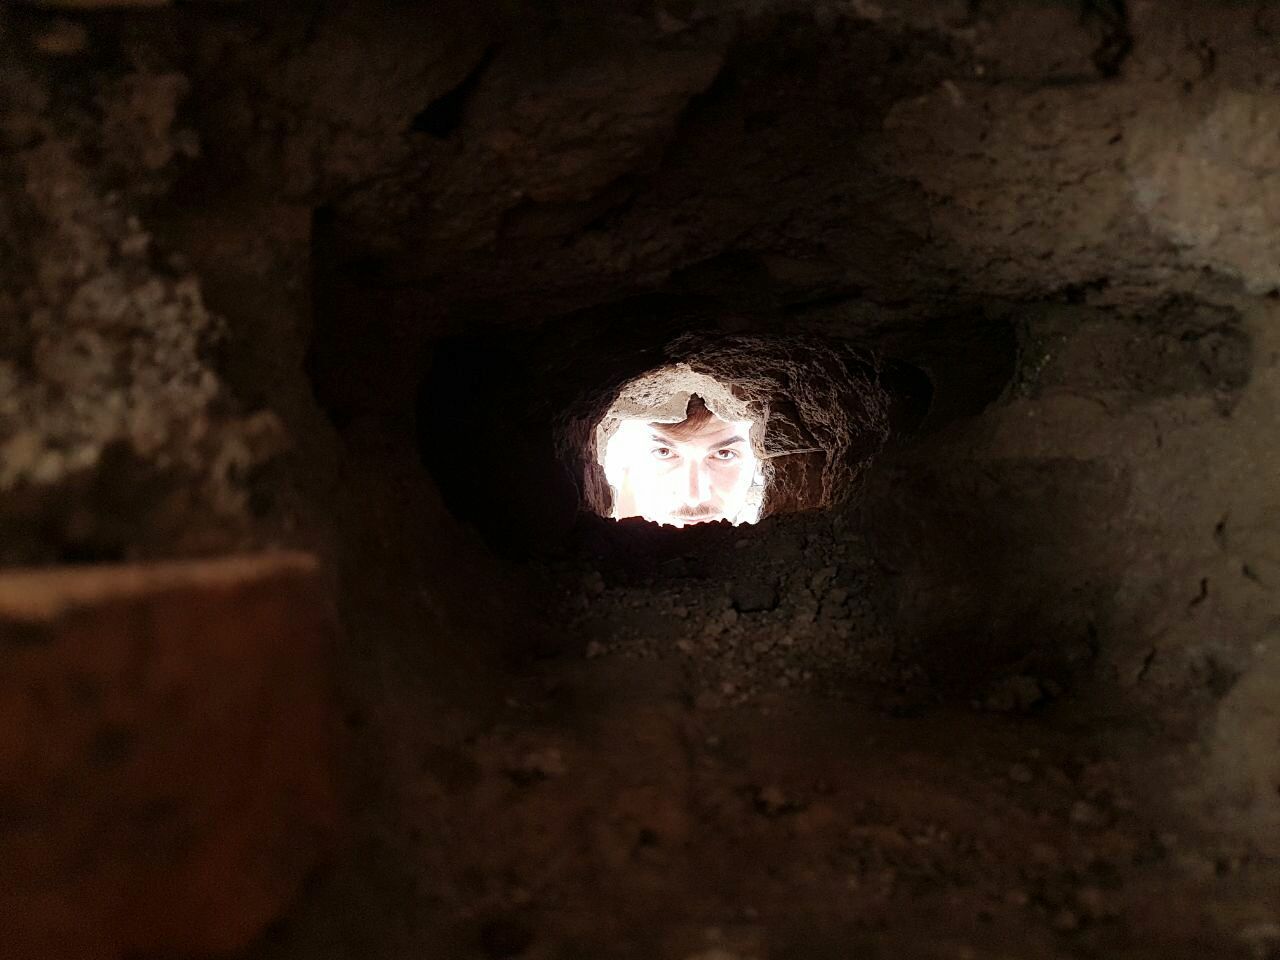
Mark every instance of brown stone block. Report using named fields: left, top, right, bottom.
left=0, top=552, right=343, bottom=960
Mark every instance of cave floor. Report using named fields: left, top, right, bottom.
left=409, top=667, right=1268, bottom=960
left=249, top=513, right=1279, bottom=960
left=261, top=666, right=1277, bottom=960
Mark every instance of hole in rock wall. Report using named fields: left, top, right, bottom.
left=570, top=333, right=900, bottom=533
left=592, top=353, right=934, bottom=530
left=413, top=324, right=910, bottom=551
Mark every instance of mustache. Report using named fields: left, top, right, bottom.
left=671, top=505, right=721, bottom=519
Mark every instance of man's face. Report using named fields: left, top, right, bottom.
left=606, top=410, right=759, bottom=527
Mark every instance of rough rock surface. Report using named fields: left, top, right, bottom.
left=2, top=1, right=1280, bottom=958
left=552, top=512, right=904, bottom=706
left=0, top=30, right=289, bottom=563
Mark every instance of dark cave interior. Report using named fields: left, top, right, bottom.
left=1, top=2, right=1278, bottom=959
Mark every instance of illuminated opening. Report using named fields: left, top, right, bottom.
left=597, top=377, right=765, bottom=528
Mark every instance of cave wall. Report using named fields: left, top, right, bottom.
left=7, top=0, right=1277, bottom=580
left=1, top=0, right=1280, bottom=956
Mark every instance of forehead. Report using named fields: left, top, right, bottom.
left=648, top=416, right=752, bottom=444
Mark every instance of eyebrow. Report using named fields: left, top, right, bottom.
left=649, top=431, right=747, bottom=446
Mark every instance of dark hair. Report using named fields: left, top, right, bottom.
left=650, top=395, right=718, bottom=441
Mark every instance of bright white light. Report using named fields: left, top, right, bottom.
left=601, top=400, right=763, bottom=528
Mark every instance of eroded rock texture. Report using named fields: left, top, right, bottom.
left=0, top=46, right=290, bottom=562
left=2, top=1, right=1279, bottom=958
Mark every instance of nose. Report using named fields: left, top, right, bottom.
left=685, top=458, right=711, bottom=503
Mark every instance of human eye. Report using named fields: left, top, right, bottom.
left=712, top=449, right=738, bottom=461
left=651, top=446, right=675, bottom=460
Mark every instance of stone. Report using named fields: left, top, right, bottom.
left=0, top=552, right=342, bottom=960
left=730, top=579, right=778, bottom=613
left=809, top=566, right=837, bottom=593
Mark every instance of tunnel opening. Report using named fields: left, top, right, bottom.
left=578, top=333, right=912, bottom=534
left=409, top=312, right=921, bottom=555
